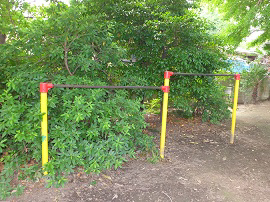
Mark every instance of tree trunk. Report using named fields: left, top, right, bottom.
left=140, top=95, right=144, bottom=112
left=0, top=33, right=6, bottom=44
left=252, top=83, right=259, bottom=103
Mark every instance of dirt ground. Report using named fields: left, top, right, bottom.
left=4, top=101, right=270, bottom=202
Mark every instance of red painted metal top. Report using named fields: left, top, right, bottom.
left=234, top=74, right=240, bottom=80
left=164, top=71, right=174, bottom=79
left=40, top=83, right=54, bottom=93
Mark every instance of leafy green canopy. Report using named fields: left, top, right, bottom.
left=1, top=0, right=230, bottom=197
left=81, top=0, right=230, bottom=121
left=0, top=0, right=31, bottom=44
left=0, top=0, right=30, bottom=32
left=1, top=2, right=125, bottom=80
left=203, top=0, right=270, bottom=47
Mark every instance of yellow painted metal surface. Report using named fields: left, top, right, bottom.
left=230, top=79, right=240, bottom=144
left=160, top=78, right=170, bottom=158
left=41, top=92, right=48, bottom=175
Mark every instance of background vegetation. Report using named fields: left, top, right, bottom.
left=1, top=0, right=268, bottom=199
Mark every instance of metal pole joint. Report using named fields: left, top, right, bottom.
left=164, top=71, right=174, bottom=79
left=234, top=74, right=241, bottom=80
left=161, top=86, right=170, bottom=93
left=40, top=83, right=54, bottom=93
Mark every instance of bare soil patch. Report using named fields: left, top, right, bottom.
left=5, top=101, right=270, bottom=202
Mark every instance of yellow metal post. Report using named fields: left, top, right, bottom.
left=230, top=74, right=240, bottom=144
left=40, top=83, right=53, bottom=175
left=160, top=71, right=173, bottom=158
left=41, top=92, right=48, bottom=175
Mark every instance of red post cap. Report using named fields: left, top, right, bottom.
left=234, top=74, right=240, bottom=80
left=40, top=83, right=54, bottom=93
left=162, top=86, right=170, bottom=93
left=164, top=71, right=174, bottom=79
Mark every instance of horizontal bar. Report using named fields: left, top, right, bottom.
left=53, top=84, right=162, bottom=90
left=173, top=73, right=235, bottom=76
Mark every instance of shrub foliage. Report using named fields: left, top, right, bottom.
left=0, top=0, right=231, bottom=198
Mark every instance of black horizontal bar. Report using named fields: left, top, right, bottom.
left=173, top=73, right=235, bottom=76
left=53, top=84, right=161, bottom=90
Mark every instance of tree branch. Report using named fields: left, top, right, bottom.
left=63, top=39, right=73, bottom=76
left=72, top=65, right=80, bottom=75
left=7, top=1, right=15, bottom=26
left=250, top=29, right=263, bottom=34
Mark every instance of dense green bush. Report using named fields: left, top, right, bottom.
left=98, top=1, right=231, bottom=122
left=0, top=70, right=155, bottom=195
left=0, top=0, right=233, bottom=199
left=241, top=63, right=268, bottom=103
left=0, top=2, right=156, bottom=197
left=171, top=76, right=230, bottom=123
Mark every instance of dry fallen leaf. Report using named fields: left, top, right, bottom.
left=102, top=174, right=112, bottom=181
